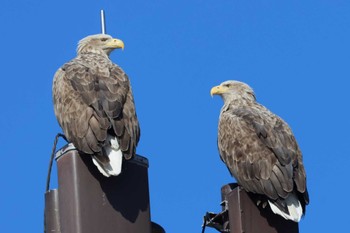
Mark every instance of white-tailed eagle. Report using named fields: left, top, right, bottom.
left=210, top=80, right=309, bottom=222
left=53, top=34, right=140, bottom=177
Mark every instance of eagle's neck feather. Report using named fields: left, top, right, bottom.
left=223, top=92, right=255, bottom=108
left=80, top=49, right=109, bottom=58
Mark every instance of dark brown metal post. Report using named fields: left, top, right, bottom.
left=44, top=189, right=61, bottom=233
left=222, top=184, right=299, bottom=233
left=56, top=145, right=152, bottom=233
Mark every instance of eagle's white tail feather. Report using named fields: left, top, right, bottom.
left=268, top=194, right=303, bottom=222
left=92, top=135, right=123, bottom=177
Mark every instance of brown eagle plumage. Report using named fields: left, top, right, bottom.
left=53, top=34, right=140, bottom=177
left=211, top=80, right=309, bottom=222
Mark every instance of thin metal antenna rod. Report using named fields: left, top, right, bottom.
left=100, top=10, right=106, bottom=34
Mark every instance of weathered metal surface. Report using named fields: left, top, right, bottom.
left=204, top=184, right=299, bottom=233
left=225, top=184, right=299, bottom=233
left=44, top=189, right=61, bottom=233
left=56, top=148, right=152, bottom=233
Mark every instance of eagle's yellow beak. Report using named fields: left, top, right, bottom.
left=210, top=85, right=228, bottom=96
left=106, top=38, right=125, bottom=50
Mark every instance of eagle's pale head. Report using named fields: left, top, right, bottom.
left=77, top=34, right=124, bottom=56
left=210, top=80, right=256, bottom=104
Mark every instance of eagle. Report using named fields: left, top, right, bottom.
left=210, top=80, right=309, bottom=222
left=53, top=34, right=140, bottom=177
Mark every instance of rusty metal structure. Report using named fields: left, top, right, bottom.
left=44, top=143, right=164, bottom=233
left=203, top=183, right=299, bottom=233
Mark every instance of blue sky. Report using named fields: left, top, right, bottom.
left=1, top=1, right=349, bottom=232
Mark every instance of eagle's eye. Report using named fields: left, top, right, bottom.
left=100, top=38, right=109, bottom=42
left=223, top=83, right=231, bottom=88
